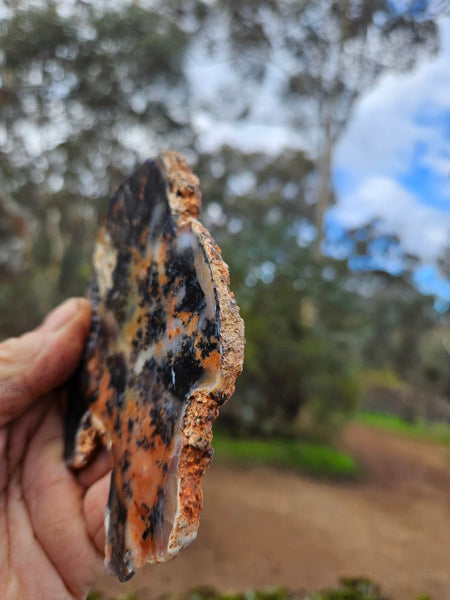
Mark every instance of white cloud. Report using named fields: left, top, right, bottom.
left=193, top=112, right=306, bottom=155
left=333, top=17, right=450, bottom=263
left=335, top=19, right=450, bottom=176
left=330, top=176, right=450, bottom=262
left=186, top=17, right=306, bottom=156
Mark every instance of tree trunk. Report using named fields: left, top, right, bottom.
left=313, top=115, right=333, bottom=261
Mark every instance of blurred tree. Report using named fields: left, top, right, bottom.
left=331, top=223, right=445, bottom=382
left=0, top=169, right=34, bottom=277
left=417, top=325, right=450, bottom=400
left=196, top=145, right=448, bottom=434
left=0, top=0, right=193, bottom=334
left=0, top=0, right=447, bottom=436
left=196, top=147, right=361, bottom=436
left=189, top=0, right=438, bottom=257
left=359, top=271, right=436, bottom=375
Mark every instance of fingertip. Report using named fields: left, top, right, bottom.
left=32, top=297, right=92, bottom=384
left=77, top=448, right=113, bottom=490
left=43, top=298, right=92, bottom=334
left=66, top=298, right=92, bottom=339
left=0, top=298, right=92, bottom=426
left=75, top=297, right=92, bottom=319
left=41, top=299, right=92, bottom=388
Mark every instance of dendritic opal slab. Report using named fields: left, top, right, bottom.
left=64, top=152, right=244, bottom=582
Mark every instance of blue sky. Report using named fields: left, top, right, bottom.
left=330, top=17, right=450, bottom=303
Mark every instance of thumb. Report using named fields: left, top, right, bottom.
left=0, top=298, right=91, bottom=426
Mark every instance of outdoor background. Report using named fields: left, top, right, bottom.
left=1, top=1, right=449, bottom=599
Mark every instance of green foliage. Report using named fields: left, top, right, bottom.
left=355, top=272, right=438, bottom=385
left=160, top=580, right=393, bottom=600
left=417, top=326, right=450, bottom=398
left=88, top=581, right=436, bottom=600
left=197, top=148, right=362, bottom=438
left=88, top=593, right=138, bottom=600
left=360, top=369, right=405, bottom=390
left=163, top=589, right=294, bottom=600
left=0, top=0, right=192, bottom=335
left=212, top=433, right=360, bottom=480
left=355, top=412, right=450, bottom=445
left=304, top=577, right=390, bottom=600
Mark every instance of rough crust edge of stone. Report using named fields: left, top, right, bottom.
left=159, top=151, right=245, bottom=556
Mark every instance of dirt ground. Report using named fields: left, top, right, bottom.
left=94, top=424, right=450, bottom=600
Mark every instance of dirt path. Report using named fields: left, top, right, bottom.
left=94, top=424, right=450, bottom=600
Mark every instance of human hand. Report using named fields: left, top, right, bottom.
left=0, top=299, right=112, bottom=600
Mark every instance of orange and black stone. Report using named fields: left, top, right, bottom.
left=65, top=152, right=244, bottom=582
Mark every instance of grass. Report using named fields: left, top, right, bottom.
left=355, top=411, right=450, bottom=445
left=89, top=578, right=417, bottom=600
left=88, top=579, right=433, bottom=600
left=212, top=433, right=360, bottom=480
left=88, top=593, right=138, bottom=600
left=161, top=583, right=391, bottom=600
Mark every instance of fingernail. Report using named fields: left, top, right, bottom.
left=43, top=298, right=81, bottom=332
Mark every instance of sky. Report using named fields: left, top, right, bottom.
left=330, top=17, right=450, bottom=303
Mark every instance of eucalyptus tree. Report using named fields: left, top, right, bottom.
left=186, top=0, right=438, bottom=257
left=0, top=0, right=192, bottom=333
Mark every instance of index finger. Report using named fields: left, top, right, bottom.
left=0, top=298, right=91, bottom=427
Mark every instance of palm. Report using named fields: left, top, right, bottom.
left=0, top=299, right=108, bottom=600
left=0, top=391, right=110, bottom=600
